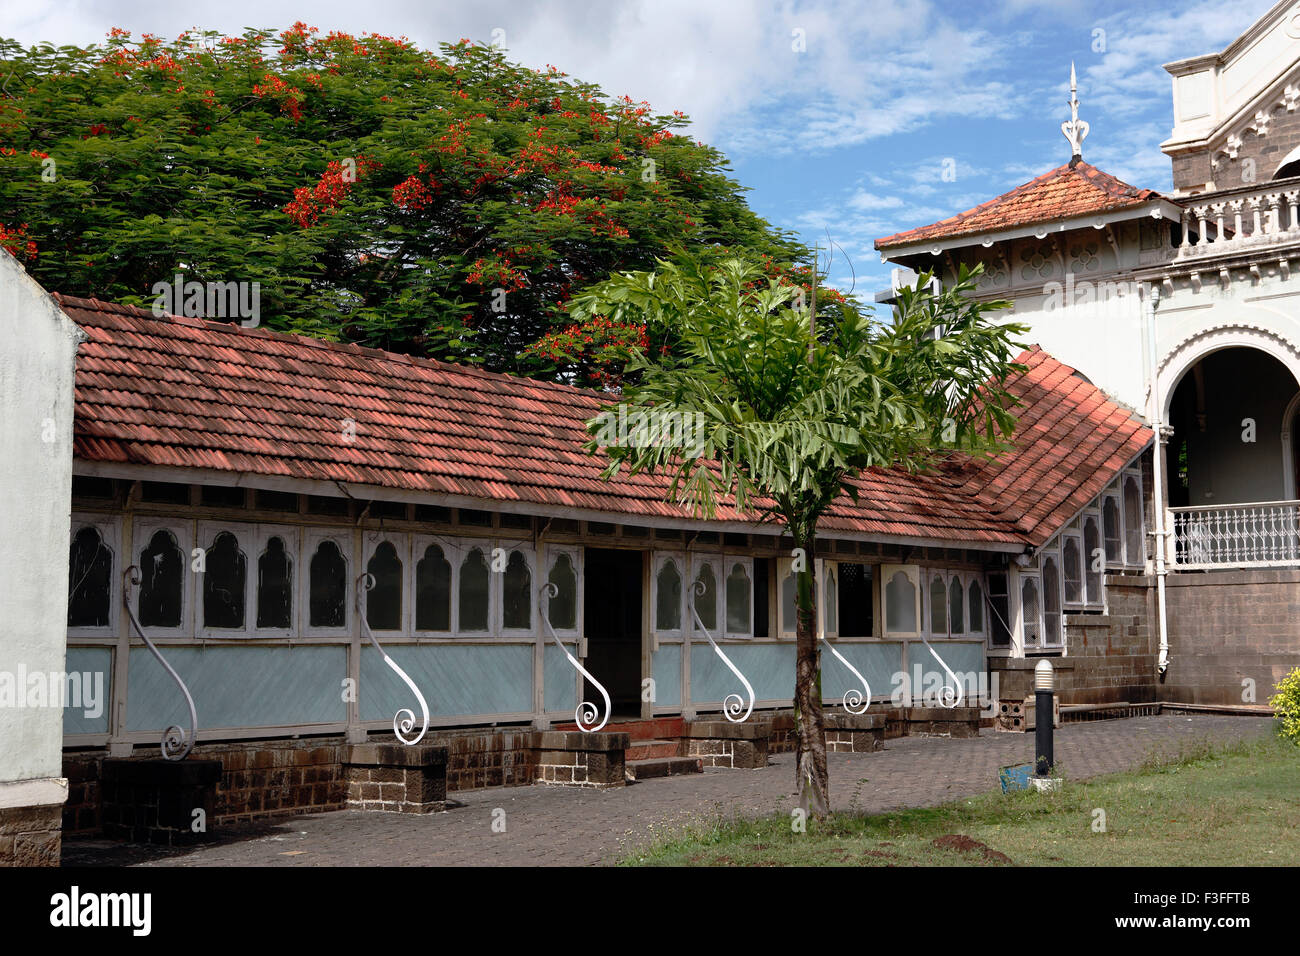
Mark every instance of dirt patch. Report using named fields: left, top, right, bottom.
left=931, top=833, right=1012, bottom=865
left=862, top=848, right=898, bottom=859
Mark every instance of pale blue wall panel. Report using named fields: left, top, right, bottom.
left=821, top=641, right=903, bottom=705
left=651, top=644, right=681, bottom=708
left=690, top=642, right=794, bottom=708
left=543, top=643, right=577, bottom=714
left=361, top=643, right=533, bottom=721
left=63, top=647, right=112, bottom=735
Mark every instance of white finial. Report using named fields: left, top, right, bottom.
left=1062, top=61, right=1089, bottom=163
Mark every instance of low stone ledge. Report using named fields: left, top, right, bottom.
left=681, top=720, right=769, bottom=768
left=681, top=720, right=767, bottom=740
left=101, top=758, right=222, bottom=846
left=529, top=732, right=628, bottom=788
left=885, top=706, right=981, bottom=738
left=823, top=711, right=886, bottom=752
left=343, top=744, right=447, bottom=813
left=0, top=803, right=63, bottom=867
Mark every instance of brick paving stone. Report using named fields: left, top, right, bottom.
left=61, top=715, right=1275, bottom=867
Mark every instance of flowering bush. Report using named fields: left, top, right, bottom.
left=1269, top=667, right=1300, bottom=744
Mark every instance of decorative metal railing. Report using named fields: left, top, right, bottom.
left=123, top=566, right=196, bottom=760
left=919, top=637, right=964, bottom=709
left=689, top=581, right=754, bottom=723
left=820, top=639, right=872, bottom=715
left=1170, top=500, right=1300, bottom=569
left=357, top=573, right=429, bottom=744
left=1177, top=183, right=1300, bottom=261
left=541, top=582, right=611, bottom=732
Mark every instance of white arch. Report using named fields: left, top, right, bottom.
left=1157, top=324, right=1300, bottom=423
left=1282, top=391, right=1300, bottom=500
left=1275, top=142, right=1300, bottom=179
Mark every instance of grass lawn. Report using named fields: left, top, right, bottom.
left=621, top=735, right=1300, bottom=866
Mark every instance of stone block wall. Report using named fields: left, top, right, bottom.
left=0, top=803, right=61, bottom=866
left=532, top=732, right=628, bottom=788
left=1162, top=568, right=1300, bottom=706
left=680, top=721, right=768, bottom=768
left=343, top=744, right=447, bottom=813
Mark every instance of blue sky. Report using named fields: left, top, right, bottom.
left=0, top=0, right=1277, bottom=299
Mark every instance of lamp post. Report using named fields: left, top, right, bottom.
left=1034, top=659, right=1055, bottom=777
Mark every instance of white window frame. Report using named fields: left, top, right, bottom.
left=1081, top=510, right=1105, bottom=609
left=1039, top=550, right=1064, bottom=648
left=1122, top=469, right=1146, bottom=568
left=985, top=570, right=1013, bottom=651
left=410, top=534, right=456, bottom=638
left=652, top=551, right=687, bottom=642
left=251, top=524, right=300, bottom=639
left=453, top=537, right=495, bottom=638
left=300, top=527, right=352, bottom=639
left=1060, top=531, right=1085, bottom=611
left=965, top=575, right=986, bottom=638
left=818, top=559, right=838, bottom=640
left=925, top=569, right=950, bottom=638
left=881, top=564, right=921, bottom=638
left=541, top=545, right=583, bottom=640
left=131, top=518, right=195, bottom=640
left=67, top=514, right=122, bottom=638
left=361, top=530, right=409, bottom=636
left=688, top=553, right=724, bottom=640
left=776, top=556, right=799, bottom=639
left=1018, top=570, right=1043, bottom=651
left=722, top=557, right=755, bottom=640
left=497, top=542, right=538, bottom=638
left=946, top=571, right=967, bottom=638
left=1102, top=490, right=1124, bottom=568
left=196, top=521, right=257, bottom=640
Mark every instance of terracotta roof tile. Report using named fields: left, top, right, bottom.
left=875, top=161, right=1161, bottom=250
left=60, top=296, right=1150, bottom=549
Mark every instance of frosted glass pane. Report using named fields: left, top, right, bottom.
left=725, top=563, right=751, bottom=633
left=416, top=544, right=451, bottom=631
left=929, top=576, right=947, bottom=634
left=694, top=563, right=717, bottom=631
left=366, top=541, right=402, bottom=631
left=780, top=571, right=796, bottom=633
left=968, top=579, right=984, bottom=633
left=547, top=553, right=577, bottom=630
left=459, top=548, right=490, bottom=632
left=656, top=559, right=681, bottom=631
left=309, top=540, right=347, bottom=628
left=948, top=577, right=963, bottom=634
left=885, top=571, right=916, bottom=633
left=502, top=551, right=531, bottom=629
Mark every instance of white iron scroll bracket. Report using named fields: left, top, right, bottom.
left=357, top=572, right=429, bottom=745
left=820, top=638, right=872, bottom=715
left=122, top=566, right=197, bottom=760
left=919, top=636, right=965, bottom=709
left=541, top=582, right=610, bottom=732
left=689, top=581, right=754, bottom=723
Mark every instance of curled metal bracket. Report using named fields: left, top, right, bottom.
left=123, top=566, right=196, bottom=760
left=919, top=636, right=964, bottom=709
left=357, top=573, right=429, bottom=745
left=821, top=638, right=871, bottom=715
left=541, top=582, right=610, bottom=732
left=690, top=580, right=754, bottom=723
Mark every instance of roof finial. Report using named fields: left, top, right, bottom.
left=1062, top=61, right=1089, bottom=166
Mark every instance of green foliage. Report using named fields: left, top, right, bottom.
left=581, top=254, right=1028, bottom=538
left=0, top=25, right=805, bottom=383
left=1269, top=667, right=1300, bottom=744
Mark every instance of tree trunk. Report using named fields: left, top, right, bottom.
left=793, top=533, right=829, bottom=818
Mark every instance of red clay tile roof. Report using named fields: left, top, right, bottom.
left=875, top=161, right=1162, bottom=251
left=61, top=296, right=1150, bottom=549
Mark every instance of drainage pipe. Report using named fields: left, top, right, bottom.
left=1145, top=281, right=1171, bottom=676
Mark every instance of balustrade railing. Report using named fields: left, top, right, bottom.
left=1177, top=184, right=1300, bottom=260
left=1170, top=500, right=1300, bottom=568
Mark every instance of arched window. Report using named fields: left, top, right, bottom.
left=1103, top=495, right=1122, bottom=563
left=885, top=570, right=917, bottom=633
left=725, top=562, right=752, bottom=635
left=967, top=578, right=984, bottom=634
left=929, top=574, right=947, bottom=635
left=1063, top=537, right=1083, bottom=605
left=204, top=531, right=247, bottom=629
left=502, top=550, right=532, bottom=630
left=458, top=547, right=490, bottom=632
left=780, top=568, right=797, bottom=635
left=140, top=529, right=184, bottom=629
left=547, top=553, right=578, bottom=631
left=256, top=535, right=293, bottom=629
left=948, top=576, right=964, bottom=635
left=366, top=541, right=402, bottom=631
left=1042, top=558, right=1062, bottom=646
left=1124, top=476, right=1144, bottom=564
left=693, top=562, right=717, bottom=631
left=1021, top=576, right=1041, bottom=648
left=415, top=543, right=451, bottom=631
left=824, top=567, right=837, bottom=635
left=68, top=526, right=113, bottom=628
left=309, top=539, right=347, bottom=628
left=655, top=557, right=682, bottom=632
left=1083, top=515, right=1103, bottom=604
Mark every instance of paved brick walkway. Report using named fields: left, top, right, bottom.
left=64, top=714, right=1273, bottom=867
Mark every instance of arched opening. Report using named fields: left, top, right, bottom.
left=1166, top=346, right=1300, bottom=507
left=1275, top=143, right=1300, bottom=180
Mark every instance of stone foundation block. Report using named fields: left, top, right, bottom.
left=343, top=743, right=448, bottom=813
left=101, top=758, right=222, bottom=846
left=681, top=720, right=769, bottom=768
left=529, top=731, right=628, bottom=788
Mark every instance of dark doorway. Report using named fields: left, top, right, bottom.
left=583, top=548, right=644, bottom=719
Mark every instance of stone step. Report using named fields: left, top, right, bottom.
left=626, top=739, right=679, bottom=761
left=555, top=716, right=685, bottom=742
left=626, top=756, right=703, bottom=781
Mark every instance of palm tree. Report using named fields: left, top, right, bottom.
left=576, top=255, right=1026, bottom=816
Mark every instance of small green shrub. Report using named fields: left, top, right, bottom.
left=1268, top=667, right=1300, bottom=745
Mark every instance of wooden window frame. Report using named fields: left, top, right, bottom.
left=67, top=514, right=122, bottom=639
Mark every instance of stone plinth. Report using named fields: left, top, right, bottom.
left=681, top=720, right=769, bottom=768
left=530, top=731, right=628, bottom=788
left=101, top=758, right=222, bottom=846
left=343, top=743, right=447, bottom=813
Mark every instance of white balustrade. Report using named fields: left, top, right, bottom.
left=1178, top=185, right=1300, bottom=260
left=1170, top=500, right=1300, bottom=568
